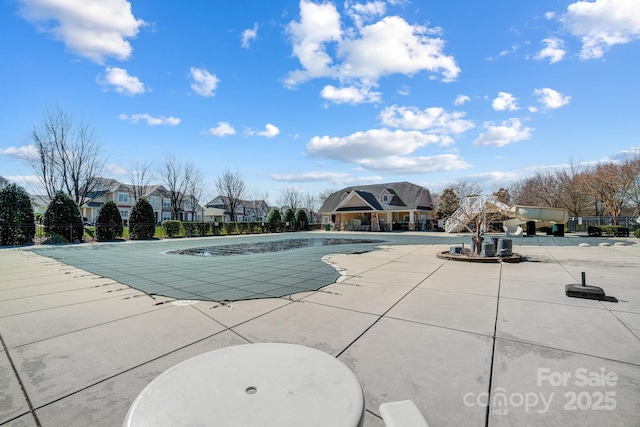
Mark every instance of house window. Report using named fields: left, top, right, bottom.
left=118, top=193, right=129, bottom=203
left=383, top=195, right=389, bottom=202
left=150, top=196, right=159, bottom=207
left=163, top=198, right=171, bottom=208
left=162, top=212, right=171, bottom=221
left=404, top=215, right=410, bottom=223
left=120, top=210, right=129, bottom=219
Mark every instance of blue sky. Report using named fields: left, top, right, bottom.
left=1, top=0, right=639, bottom=203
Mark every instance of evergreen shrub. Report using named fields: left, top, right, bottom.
left=0, top=183, right=35, bottom=246
left=129, top=197, right=156, bottom=239
left=44, top=192, right=84, bottom=243
left=283, top=208, right=295, bottom=230
left=182, top=222, right=197, bottom=237
left=95, top=200, right=123, bottom=241
left=295, top=209, right=309, bottom=230
left=162, top=220, right=181, bottom=237
left=266, top=207, right=281, bottom=223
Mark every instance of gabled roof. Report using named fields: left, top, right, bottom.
left=319, top=181, right=434, bottom=213
left=205, top=196, right=269, bottom=209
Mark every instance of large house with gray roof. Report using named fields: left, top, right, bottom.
left=318, top=182, right=435, bottom=231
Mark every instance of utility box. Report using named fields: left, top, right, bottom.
left=552, top=224, right=565, bottom=237
left=526, top=221, right=536, bottom=236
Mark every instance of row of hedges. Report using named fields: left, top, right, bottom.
left=161, top=220, right=307, bottom=238
left=587, top=225, right=630, bottom=237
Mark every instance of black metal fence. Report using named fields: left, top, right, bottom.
left=1, top=221, right=316, bottom=247
left=567, top=216, right=640, bottom=233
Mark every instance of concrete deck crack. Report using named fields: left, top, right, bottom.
left=484, top=263, right=503, bottom=427
left=0, top=333, right=42, bottom=427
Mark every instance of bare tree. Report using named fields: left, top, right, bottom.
left=215, top=169, right=246, bottom=222
left=556, top=162, right=590, bottom=217
left=28, top=106, right=105, bottom=206
left=126, top=160, right=154, bottom=200
left=303, top=193, right=319, bottom=223
left=249, top=188, right=270, bottom=221
left=318, top=188, right=336, bottom=207
left=436, top=186, right=460, bottom=218
left=444, top=181, right=505, bottom=254
left=158, top=155, right=202, bottom=220
left=279, top=187, right=304, bottom=211
left=623, top=154, right=640, bottom=216
left=583, top=162, right=635, bottom=224
left=492, top=187, right=512, bottom=205
left=186, top=168, right=205, bottom=221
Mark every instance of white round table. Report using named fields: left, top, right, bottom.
left=123, top=343, right=365, bottom=427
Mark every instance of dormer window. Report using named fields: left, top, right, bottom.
left=379, top=189, right=393, bottom=203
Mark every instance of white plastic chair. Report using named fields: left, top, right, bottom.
left=379, top=400, right=429, bottom=427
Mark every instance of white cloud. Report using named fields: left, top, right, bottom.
left=535, top=37, right=566, bottom=63
left=473, top=118, right=533, bottom=147
left=4, top=175, right=41, bottom=186
left=462, top=171, right=521, bottom=183
left=207, top=122, right=236, bottom=137
left=257, top=123, right=280, bottom=138
left=359, top=154, right=470, bottom=173
left=499, top=44, right=520, bottom=57
left=308, top=128, right=444, bottom=163
left=105, top=163, right=127, bottom=175
left=18, top=0, right=145, bottom=64
left=397, top=85, right=410, bottom=96
left=345, top=0, right=386, bottom=28
left=100, top=67, right=144, bottom=95
left=534, top=88, right=571, bottom=109
left=454, top=94, right=470, bottom=105
left=118, top=113, right=180, bottom=126
left=270, top=171, right=349, bottom=182
left=337, top=16, right=460, bottom=82
left=190, top=67, right=219, bottom=97
left=379, top=105, right=474, bottom=134
left=321, top=84, right=381, bottom=104
left=342, top=175, right=385, bottom=185
left=0, top=145, right=38, bottom=160
left=492, top=92, right=519, bottom=111
left=285, top=1, right=459, bottom=102
left=285, top=0, right=342, bottom=85
left=561, top=0, right=640, bottom=59
left=241, top=23, right=258, bottom=48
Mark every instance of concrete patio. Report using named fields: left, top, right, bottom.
left=1, top=233, right=639, bottom=426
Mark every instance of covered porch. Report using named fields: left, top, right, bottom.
left=324, top=210, right=435, bottom=232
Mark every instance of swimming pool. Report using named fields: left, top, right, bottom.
left=167, top=237, right=385, bottom=257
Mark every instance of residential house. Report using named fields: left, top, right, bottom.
left=79, top=178, right=132, bottom=224
left=202, top=207, right=226, bottom=223
left=318, top=182, right=435, bottom=231
left=30, top=195, right=50, bottom=218
left=79, top=178, right=201, bottom=224
left=205, top=196, right=269, bottom=222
